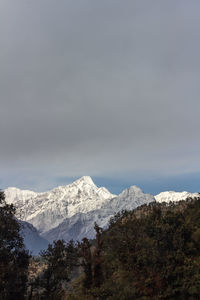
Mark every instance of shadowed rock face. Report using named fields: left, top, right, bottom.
left=19, top=220, right=49, bottom=255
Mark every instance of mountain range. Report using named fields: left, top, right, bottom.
left=4, top=176, right=199, bottom=254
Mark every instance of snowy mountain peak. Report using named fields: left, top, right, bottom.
left=5, top=179, right=200, bottom=253
left=4, top=176, right=115, bottom=234
left=155, top=191, right=199, bottom=203
left=73, top=176, right=95, bottom=187
left=45, top=185, right=155, bottom=243
left=120, top=185, right=144, bottom=197
left=107, top=185, right=155, bottom=212
left=5, top=187, right=38, bottom=204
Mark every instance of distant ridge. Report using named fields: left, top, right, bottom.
left=155, top=191, right=199, bottom=203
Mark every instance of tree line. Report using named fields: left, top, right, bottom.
left=1, top=190, right=200, bottom=299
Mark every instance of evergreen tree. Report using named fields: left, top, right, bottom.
left=39, top=239, right=78, bottom=299
left=79, top=238, right=93, bottom=289
left=93, top=223, right=103, bottom=288
left=0, top=190, right=30, bottom=300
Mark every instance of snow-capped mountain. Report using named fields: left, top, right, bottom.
left=102, top=185, right=155, bottom=212
left=5, top=176, right=115, bottom=234
left=155, top=191, right=199, bottom=203
left=43, top=185, right=155, bottom=242
left=5, top=177, right=155, bottom=244
left=8, top=176, right=199, bottom=248
left=5, top=187, right=38, bottom=206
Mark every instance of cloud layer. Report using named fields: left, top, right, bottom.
left=1, top=1, right=200, bottom=190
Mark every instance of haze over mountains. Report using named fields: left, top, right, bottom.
left=4, top=176, right=199, bottom=254
left=19, top=220, right=49, bottom=256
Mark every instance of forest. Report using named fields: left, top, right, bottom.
left=1, top=190, right=200, bottom=299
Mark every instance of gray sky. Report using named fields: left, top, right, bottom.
left=1, top=0, right=200, bottom=192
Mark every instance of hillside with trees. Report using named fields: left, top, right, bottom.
left=1, top=189, right=200, bottom=299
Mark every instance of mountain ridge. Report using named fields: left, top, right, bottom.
left=155, top=190, right=199, bottom=203
left=4, top=176, right=199, bottom=251
left=4, top=176, right=116, bottom=234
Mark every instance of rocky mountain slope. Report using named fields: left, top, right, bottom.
left=5, top=176, right=115, bottom=234
left=44, top=185, right=155, bottom=242
left=4, top=177, right=155, bottom=244
left=19, top=220, right=49, bottom=255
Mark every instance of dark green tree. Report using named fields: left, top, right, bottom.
left=39, top=239, right=78, bottom=299
left=79, top=237, right=93, bottom=289
left=0, top=190, right=30, bottom=300
left=93, top=223, right=103, bottom=288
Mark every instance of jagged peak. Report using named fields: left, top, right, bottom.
left=119, top=185, right=143, bottom=196
left=73, top=176, right=96, bottom=186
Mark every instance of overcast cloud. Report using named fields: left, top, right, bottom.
left=1, top=0, right=200, bottom=192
